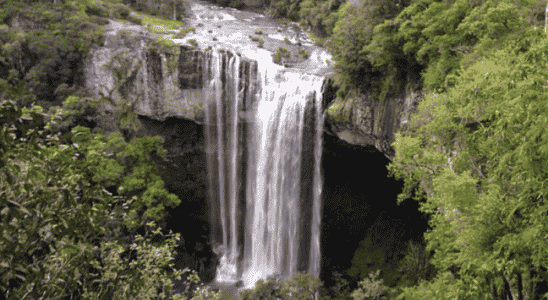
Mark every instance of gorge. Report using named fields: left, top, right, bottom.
left=83, top=0, right=426, bottom=290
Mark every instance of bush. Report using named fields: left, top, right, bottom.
left=188, top=38, right=198, bottom=47
left=266, top=0, right=303, bottom=20
left=174, top=25, right=195, bottom=38
left=123, top=0, right=190, bottom=20
left=115, top=3, right=131, bottom=18
left=299, top=0, right=344, bottom=37
left=249, top=35, right=265, bottom=47
left=85, top=4, right=109, bottom=17
left=0, top=101, right=186, bottom=298
left=351, top=270, right=389, bottom=300
left=274, top=47, right=291, bottom=64
left=239, top=273, right=324, bottom=300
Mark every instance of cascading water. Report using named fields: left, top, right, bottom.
left=204, top=50, right=324, bottom=288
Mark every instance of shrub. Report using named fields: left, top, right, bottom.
left=351, top=270, right=389, bottom=300
left=249, top=35, right=265, bottom=47
left=274, top=47, right=291, bottom=63
left=238, top=273, right=325, bottom=300
left=85, top=4, right=109, bottom=17
left=188, top=38, right=198, bottom=47
left=0, top=102, right=187, bottom=299
left=115, top=3, right=131, bottom=18
left=174, top=25, right=195, bottom=38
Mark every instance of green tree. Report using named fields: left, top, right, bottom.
left=397, top=240, right=435, bottom=288
left=0, top=1, right=104, bottom=106
left=124, top=0, right=190, bottom=20
left=0, top=100, right=185, bottom=299
left=239, top=273, right=326, bottom=300
left=388, top=27, right=548, bottom=299
left=284, top=273, right=323, bottom=300
left=266, top=0, right=303, bottom=20
left=326, top=0, right=410, bottom=98
left=299, top=0, right=343, bottom=37
left=350, top=270, right=389, bottom=300
left=365, top=0, right=540, bottom=94
left=239, top=274, right=289, bottom=300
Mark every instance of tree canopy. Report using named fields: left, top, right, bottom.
left=388, top=26, right=548, bottom=299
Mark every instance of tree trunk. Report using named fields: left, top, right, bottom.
left=487, top=276, right=499, bottom=299
left=517, top=273, right=523, bottom=300
left=503, top=276, right=514, bottom=300
left=173, top=0, right=177, bottom=20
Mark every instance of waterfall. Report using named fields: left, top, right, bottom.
left=204, top=49, right=324, bottom=288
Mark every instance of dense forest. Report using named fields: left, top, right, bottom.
left=1, top=0, right=548, bottom=299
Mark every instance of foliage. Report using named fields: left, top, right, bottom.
left=174, top=25, right=196, bottom=38
left=239, top=273, right=325, bottom=300
left=347, top=213, right=407, bottom=288
left=299, top=0, right=343, bottom=37
left=249, top=35, right=265, bottom=47
left=351, top=270, right=389, bottom=300
left=327, top=271, right=352, bottom=300
left=274, top=47, right=291, bottom=64
left=397, top=240, right=436, bottom=288
left=0, top=1, right=104, bottom=106
left=239, top=274, right=288, bottom=300
left=0, top=100, right=187, bottom=298
left=298, top=49, right=309, bottom=59
left=123, top=0, right=191, bottom=21
left=285, top=273, right=324, bottom=300
left=365, top=0, right=540, bottom=95
left=266, top=0, right=303, bottom=21
left=388, top=27, right=548, bottom=299
left=326, top=0, right=410, bottom=99
left=188, top=38, right=198, bottom=48
left=348, top=238, right=385, bottom=281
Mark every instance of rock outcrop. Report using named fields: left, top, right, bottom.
left=85, top=22, right=213, bottom=123
left=324, top=88, right=419, bottom=158
left=85, top=6, right=418, bottom=158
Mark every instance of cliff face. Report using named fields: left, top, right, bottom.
left=85, top=17, right=416, bottom=158
left=324, top=89, right=419, bottom=158
left=85, top=21, right=214, bottom=123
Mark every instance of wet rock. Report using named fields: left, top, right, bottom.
left=324, top=87, right=419, bottom=158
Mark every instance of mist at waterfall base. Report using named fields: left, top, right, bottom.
left=203, top=50, right=324, bottom=289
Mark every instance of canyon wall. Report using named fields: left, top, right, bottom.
left=324, top=88, right=419, bottom=158
left=84, top=18, right=416, bottom=158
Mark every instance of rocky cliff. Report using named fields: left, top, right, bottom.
left=84, top=2, right=417, bottom=158
left=324, top=88, right=419, bottom=158
left=85, top=21, right=213, bottom=123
